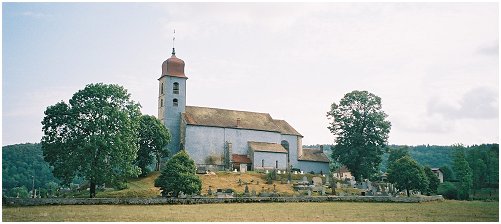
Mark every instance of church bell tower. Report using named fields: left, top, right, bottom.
left=158, top=47, right=187, bottom=154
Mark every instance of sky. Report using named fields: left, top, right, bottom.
left=2, top=2, right=499, bottom=146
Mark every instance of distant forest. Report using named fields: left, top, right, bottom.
left=303, top=144, right=499, bottom=172
left=2, top=143, right=59, bottom=194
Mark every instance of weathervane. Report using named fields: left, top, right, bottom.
left=172, top=29, right=176, bottom=55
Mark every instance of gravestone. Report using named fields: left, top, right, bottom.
left=307, top=189, right=312, bottom=197
left=312, top=177, right=323, bottom=186
left=294, top=171, right=298, bottom=175
left=251, top=189, right=256, bottom=197
left=277, top=170, right=281, bottom=174
left=265, top=170, right=269, bottom=174
left=300, top=171, right=304, bottom=174
left=302, top=176, right=308, bottom=182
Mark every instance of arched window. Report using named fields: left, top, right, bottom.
left=160, top=83, right=164, bottom=95
left=261, top=159, right=264, bottom=167
left=160, top=99, right=163, bottom=107
left=173, top=82, right=179, bottom=94
left=173, top=99, right=178, bottom=107
left=276, top=160, right=278, bottom=169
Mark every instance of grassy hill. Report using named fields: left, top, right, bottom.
left=89, top=171, right=331, bottom=198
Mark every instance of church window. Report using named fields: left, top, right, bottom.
left=173, top=98, right=178, bottom=107
left=173, top=82, right=179, bottom=94
left=160, top=99, right=163, bottom=107
left=160, top=83, right=164, bottom=95
left=276, top=161, right=278, bottom=169
left=261, top=159, right=264, bottom=167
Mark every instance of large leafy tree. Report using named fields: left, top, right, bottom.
left=41, top=83, right=142, bottom=198
left=327, top=90, right=391, bottom=181
left=453, top=145, right=473, bottom=200
left=387, top=156, right=428, bottom=197
left=136, top=115, right=171, bottom=176
left=155, top=150, right=201, bottom=197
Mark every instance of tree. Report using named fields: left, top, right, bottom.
left=437, top=182, right=458, bottom=199
left=423, top=166, right=440, bottom=195
left=387, top=156, right=428, bottom=197
left=155, top=150, right=201, bottom=197
left=136, top=115, right=171, bottom=176
left=452, top=145, right=473, bottom=200
left=440, top=165, right=454, bottom=182
left=41, top=83, right=142, bottom=198
left=327, top=90, right=391, bottom=181
left=7, top=186, right=29, bottom=198
left=387, top=146, right=410, bottom=169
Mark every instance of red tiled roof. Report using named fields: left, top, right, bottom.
left=232, top=154, right=251, bottom=164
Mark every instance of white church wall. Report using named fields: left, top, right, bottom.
left=298, top=161, right=330, bottom=174
left=224, top=128, right=281, bottom=155
left=184, top=125, right=283, bottom=166
left=185, top=125, right=226, bottom=165
left=253, top=152, right=288, bottom=170
left=281, top=134, right=299, bottom=169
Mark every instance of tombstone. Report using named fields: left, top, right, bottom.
left=251, top=189, right=257, bottom=197
left=233, top=169, right=238, bottom=173
left=307, top=189, right=312, bottom=197
left=321, top=187, right=326, bottom=196
left=265, top=170, right=269, bottom=174
left=302, top=176, right=308, bottom=184
left=325, top=175, right=330, bottom=185
left=294, top=171, right=298, bottom=175
left=277, top=170, right=281, bottom=174
left=300, top=171, right=304, bottom=174
left=240, top=164, right=247, bottom=173
left=244, top=184, right=249, bottom=194
left=312, top=177, right=323, bottom=186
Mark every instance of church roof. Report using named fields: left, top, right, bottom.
left=248, top=141, right=288, bottom=154
left=231, top=154, right=252, bottom=164
left=183, top=106, right=302, bottom=136
left=273, top=119, right=302, bottom=136
left=299, top=148, right=330, bottom=163
left=160, top=49, right=187, bottom=79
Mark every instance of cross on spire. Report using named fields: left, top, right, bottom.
left=172, top=29, right=176, bottom=55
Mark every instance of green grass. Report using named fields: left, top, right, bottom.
left=2, top=200, right=498, bottom=222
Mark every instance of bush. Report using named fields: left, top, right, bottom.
left=438, top=182, right=459, bottom=199
left=155, top=150, right=201, bottom=197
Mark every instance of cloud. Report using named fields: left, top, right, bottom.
left=477, top=42, right=499, bottom=56
left=427, top=87, right=498, bottom=120
left=19, top=11, right=53, bottom=18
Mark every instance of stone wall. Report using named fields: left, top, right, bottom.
left=4, top=195, right=444, bottom=206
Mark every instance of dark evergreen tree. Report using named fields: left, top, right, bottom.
left=452, top=145, right=473, bottom=200
left=423, top=166, right=440, bottom=195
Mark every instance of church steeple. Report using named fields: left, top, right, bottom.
left=158, top=33, right=187, bottom=154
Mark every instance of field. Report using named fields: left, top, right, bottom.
left=2, top=200, right=498, bottom=222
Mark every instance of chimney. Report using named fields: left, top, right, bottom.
left=236, top=118, right=241, bottom=127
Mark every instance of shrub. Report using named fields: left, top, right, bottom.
left=438, top=182, right=459, bottom=199
left=155, top=150, right=202, bottom=197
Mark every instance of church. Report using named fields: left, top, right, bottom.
left=157, top=48, right=330, bottom=174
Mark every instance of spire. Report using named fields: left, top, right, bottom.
left=172, top=29, right=176, bottom=55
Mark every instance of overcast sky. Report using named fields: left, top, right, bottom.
left=3, top=2, right=499, bottom=146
